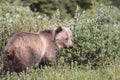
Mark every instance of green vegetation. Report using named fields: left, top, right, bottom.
left=0, top=0, right=120, bottom=80
left=0, top=65, right=120, bottom=80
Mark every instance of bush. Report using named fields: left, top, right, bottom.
left=0, top=1, right=120, bottom=69
left=60, top=4, right=120, bottom=68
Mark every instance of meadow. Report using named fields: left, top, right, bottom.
left=0, top=1, right=120, bottom=80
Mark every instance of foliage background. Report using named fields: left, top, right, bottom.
left=0, top=0, right=120, bottom=79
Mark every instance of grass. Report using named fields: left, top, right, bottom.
left=0, top=64, right=120, bottom=80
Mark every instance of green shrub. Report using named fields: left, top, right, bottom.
left=60, top=4, right=120, bottom=68
left=0, top=1, right=120, bottom=69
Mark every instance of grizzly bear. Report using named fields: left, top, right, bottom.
left=2, top=26, right=73, bottom=75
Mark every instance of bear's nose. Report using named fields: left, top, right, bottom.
left=69, top=45, right=73, bottom=49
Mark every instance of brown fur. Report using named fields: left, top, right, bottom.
left=2, top=26, right=73, bottom=75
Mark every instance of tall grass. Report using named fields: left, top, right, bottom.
left=0, top=1, right=120, bottom=80
left=0, top=65, right=120, bottom=80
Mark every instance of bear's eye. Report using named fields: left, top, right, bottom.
left=65, top=38, right=68, bottom=40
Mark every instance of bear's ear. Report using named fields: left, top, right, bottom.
left=55, top=26, right=62, bottom=34
left=69, top=26, right=74, bottom=31
left=52, top=26, right=62, bottom=40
